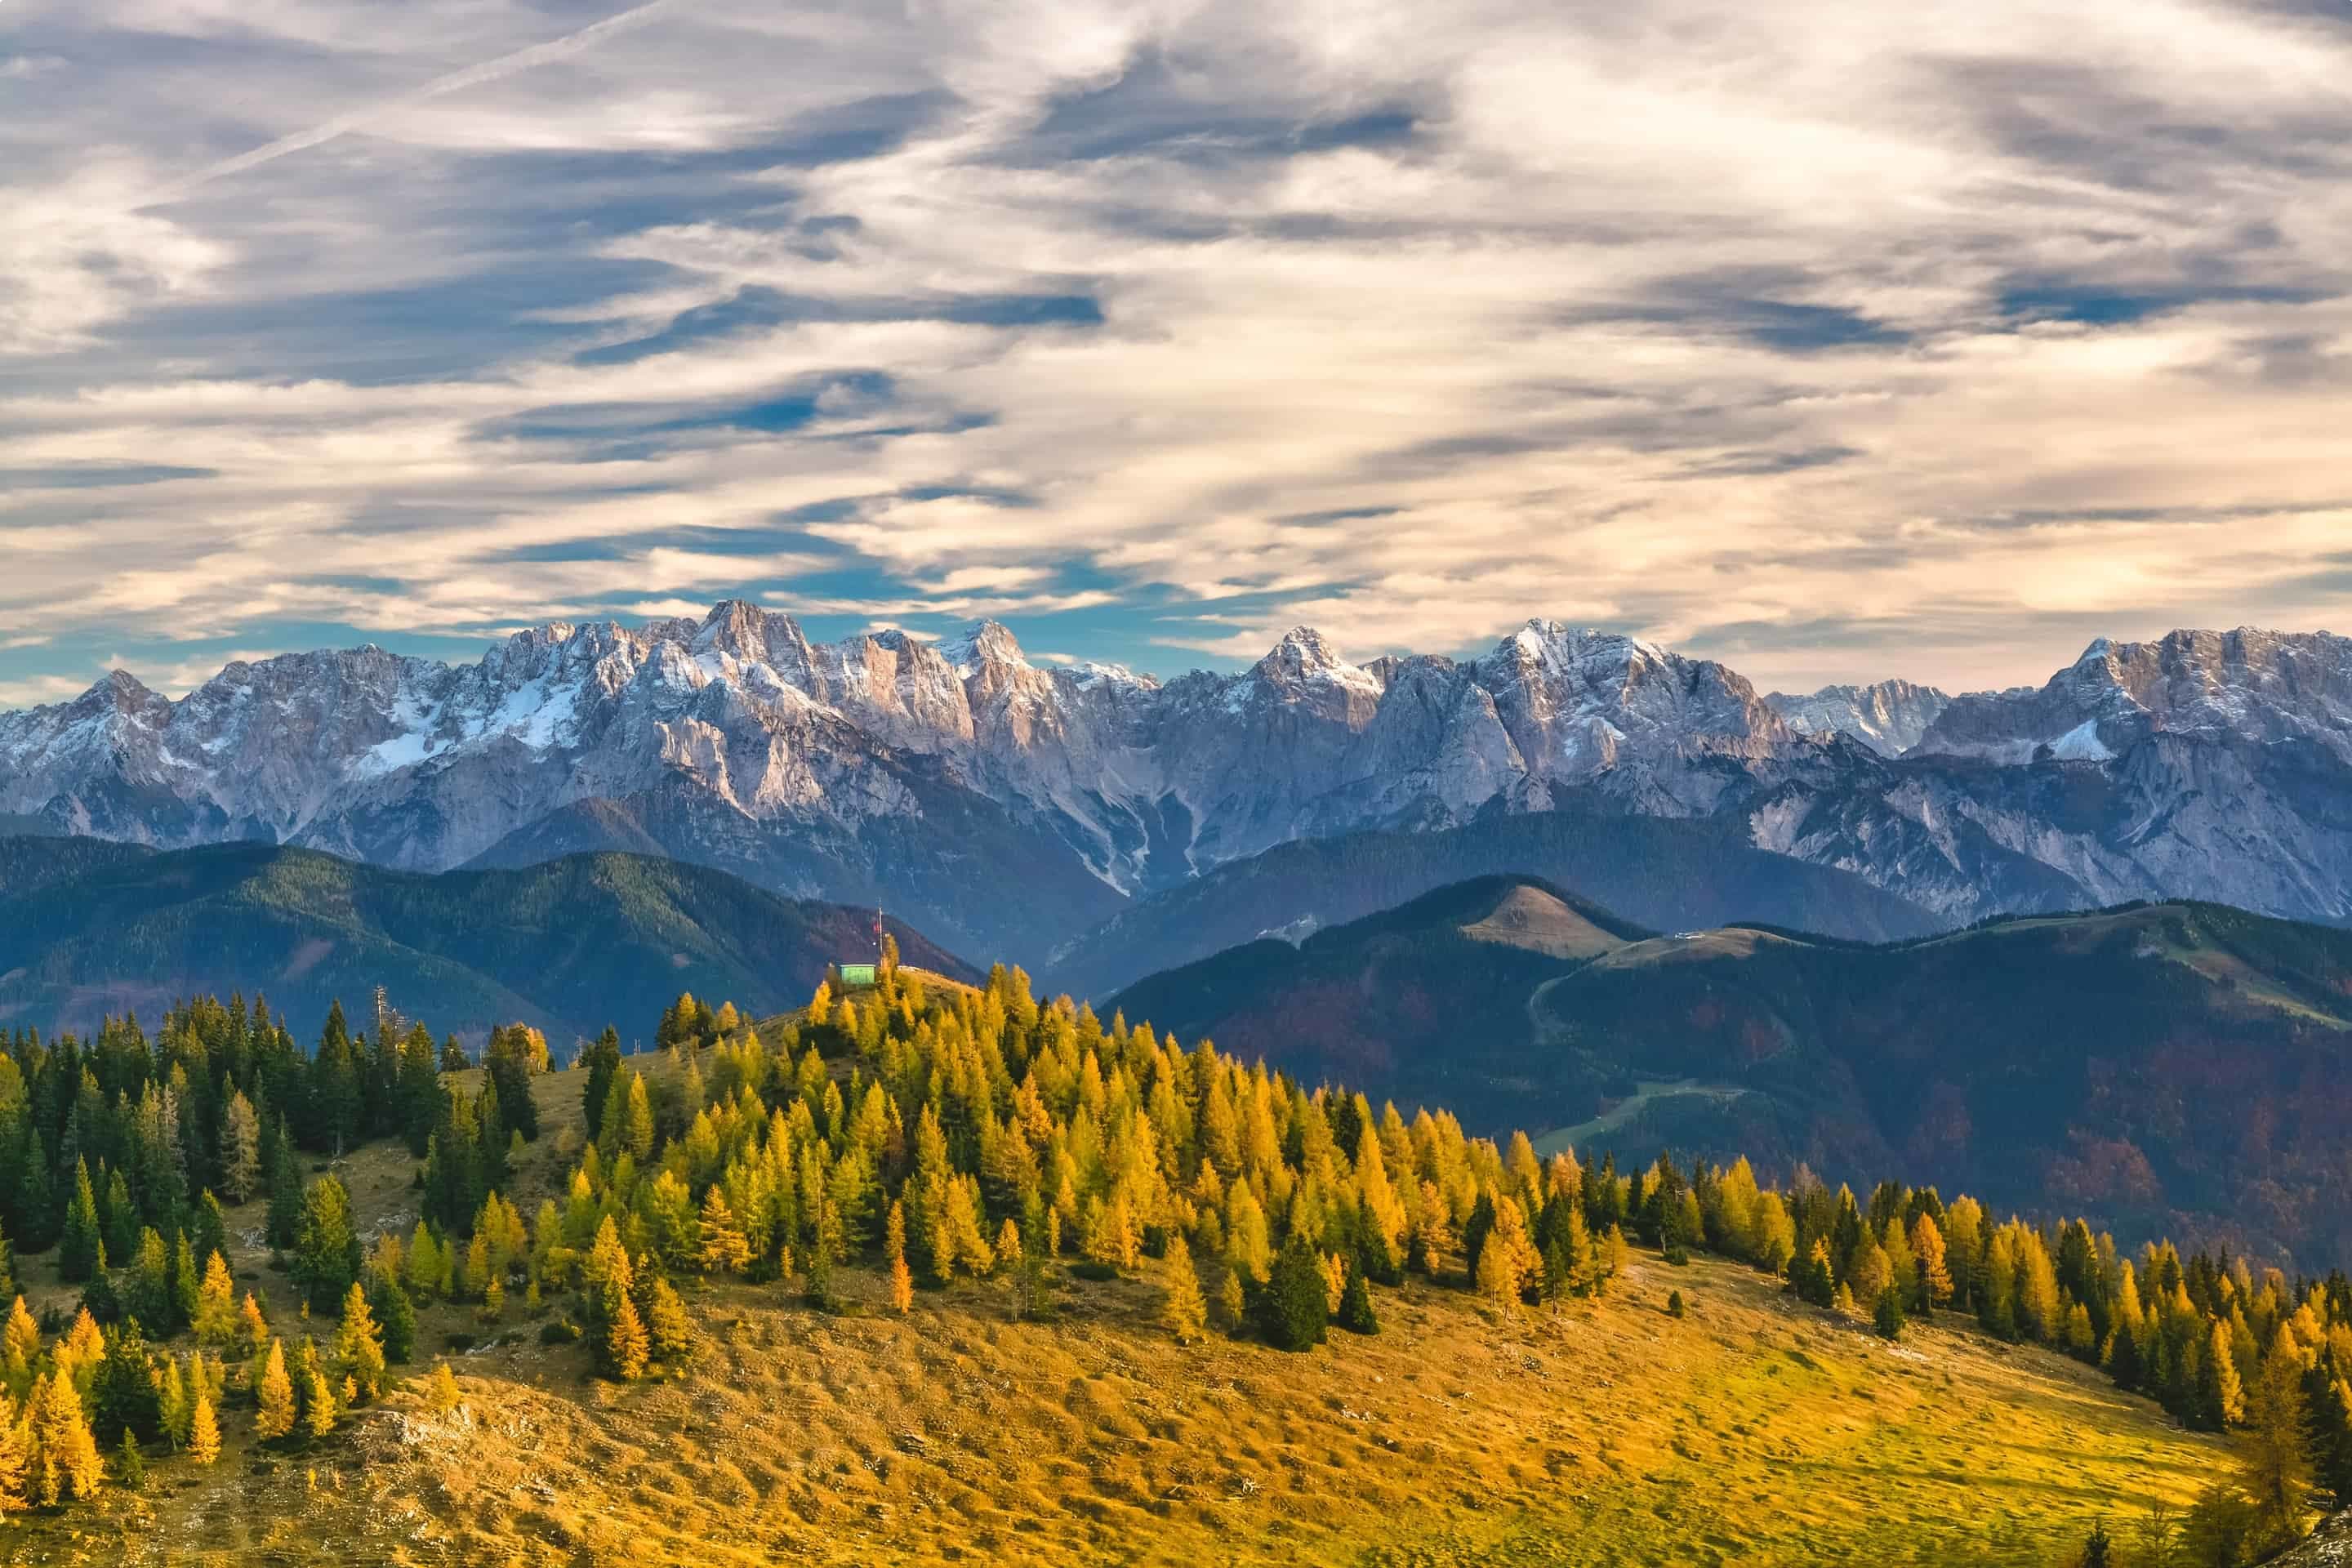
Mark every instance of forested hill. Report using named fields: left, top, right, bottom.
left=0, top=958, right=2344, bottom=1565
left=1044, top=808, right=1940, bottom=1000
left=0, top=839, right=975, bottom=1045
left=1112, top=880, right=2352, bottom=1268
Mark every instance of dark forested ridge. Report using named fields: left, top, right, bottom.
left=0, top=839, right=975, bottom=1043
left=1112, top=880, right=2352, bottom=1269
left=0, top=952, right=2347, bottom=1566
left=1044, top=807, right=1943, bottom=1000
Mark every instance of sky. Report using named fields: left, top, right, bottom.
left=1, top=0, right=2349, bottom=708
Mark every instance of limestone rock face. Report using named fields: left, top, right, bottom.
left=5, top=606, right=2351, bottom=956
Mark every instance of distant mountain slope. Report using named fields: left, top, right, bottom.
left=1047, top=808, right=1937, bottom=1000
left=0, top=838, right=976, bottom=1044
left=1112, top=882, right=2352, bottom=1266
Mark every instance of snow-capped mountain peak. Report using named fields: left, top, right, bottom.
left=4, top=610, right=2352, bottom=954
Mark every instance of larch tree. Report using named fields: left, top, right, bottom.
left=0, top=1390, right=29, bottom=1512
left=193, top=1251, right=237, bottom=1347
left=333, top=1282, right=387, bottom=1402
left=31, top=1371, right=105, bottom=1505
left=697, top=1187, right=751, bottom=1277
left=254, top=1340, right=296, bottom=1441
left=2238, top=1349, right=2311, bottom=1544
left=1161, top=1236, right=1209, bottom=1345
left=219, top=1091, right=262, bottom=1204
left=186, top=1392, right=221, bottom=1466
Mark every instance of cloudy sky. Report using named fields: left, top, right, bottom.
left=2, top=0, right=2348, bottom=707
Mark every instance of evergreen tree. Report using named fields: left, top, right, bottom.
left=0, top=1218, right=12, bottom=1307
left=366, top=1266, right=416, bottom=1365
left=89, top=1322, right=162, bottom=1446
left=580, top=1027, right=623, bottom=1145
left=114, top=1429, right=145, bottom=1491
left=264, top=1125, right=304, bottom=1251
left=1256, top=1231, right=1329, bottom=1352
left=1875, top=1284, right=1906, bottom=1340
left=2080, top=1521, right=2112, bottom=1568
left=291, top=1174, right=362, bottom=1313
left=59, top=1158, right=100, bottom=1283
left=1336, top=1259, right=1380, bottom=1335
left=1161, top=1236, right=1209, bottom=1344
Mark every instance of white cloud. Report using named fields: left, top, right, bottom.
left=0, top=0, right=2346, bottom=700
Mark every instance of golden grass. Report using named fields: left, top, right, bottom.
left=8, top=1064, right=2230, bottom=1567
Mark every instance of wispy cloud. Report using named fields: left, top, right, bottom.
left=0, top=0, right=2348, bottom=702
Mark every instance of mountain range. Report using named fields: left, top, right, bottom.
left=0, top=837, right=973, bottom=1043
left=4, top=604, right=2350, bottom=960
left=1110, top=875, right=2352, bottom=1268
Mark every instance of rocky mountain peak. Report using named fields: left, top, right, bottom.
left=938, top=620, right=1027, bottom=676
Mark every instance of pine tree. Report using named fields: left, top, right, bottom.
left=59, top=1159, right=100, bottom=1284
left=2198, top=1321, right=2245, bottom=1431
left=1218, top=1267, right=1246, bottom=1333
left=1875, top=1284, right=1906, bottom=1340
left=0, top=1218, right=13, bottom=1307
left=1256, top=1232, right=1330, bottom=1352
left=1336, top=1259, right=1380, bottom=1335
left=90, top=1322, right=163, bottom=1446
left=333, top=1282, right=386, bottom=1401
left=265, top=1127, right=304, bottom=1251
left=1161, top=1236, right=1209, bottom=1345
left=114, top=1429, right=145, bottom=1491
left=186, top=1392, right=220, bottom=1466
left=30, top=1371, right=105, bottom=1504
left=366, top=1266, right=416, bottom=1365
left=292, top=1174, right=361, bottom=1313
left=889, top=1252, right=915, bottom=1316
left=254, top=1339, right=296, bottom=1441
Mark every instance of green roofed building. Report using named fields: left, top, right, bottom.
left=839, top=964, right=879, bottom=989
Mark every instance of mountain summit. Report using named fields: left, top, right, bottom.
left=4, top=608, right=2351, bottom=955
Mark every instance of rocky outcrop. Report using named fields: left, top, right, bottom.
left=1767, top=679, right=1953, bottom=755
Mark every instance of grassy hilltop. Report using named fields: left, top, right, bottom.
left=6, top=1049, right=2228, bottom=1568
